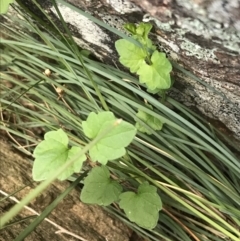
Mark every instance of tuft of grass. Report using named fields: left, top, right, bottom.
left=0, top=1, right=239, bottom=240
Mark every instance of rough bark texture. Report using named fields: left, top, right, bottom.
left=38, top=0, right=239, bottom=139
left=127, top=0, right=240, bottom=138
left=1, top=2, right=240, bottom=240
left=0, top=138, right=134, bottom=241
left=15, top=0, right=240, bottom=138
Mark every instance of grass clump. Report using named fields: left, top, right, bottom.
left=0, top=1, right=239, bottom=240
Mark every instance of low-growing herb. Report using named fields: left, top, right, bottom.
left=119, top=182, right=162, bottom=229
left=115, top=22, right=172, bottom=92
left=80, top=166, right=123, bottom=206
left=32, top=111, right=162, bottom=229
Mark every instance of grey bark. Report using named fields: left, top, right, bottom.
left=128, top=0, right=240, bottom=138
left=17, top=0, right=240, bottom=139
left=60, top=0, right=240, bottom=139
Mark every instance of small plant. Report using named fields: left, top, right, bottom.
left=80, top=166, right=162, bottom=229
left=2, top=5, right=240, bottom=239
left=115, top=23, right=172, bottom=93
left=32, top=111, right=136, bottom=181
left=30, top=24, right=167, bottom=228
left=116, top=23, right=170, bottom=135
left=0, top=0, right=15, bottom=14
left=32, top=111, right=162, bottom=229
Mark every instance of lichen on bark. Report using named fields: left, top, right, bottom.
left=15, top=0, right=240, bottom=139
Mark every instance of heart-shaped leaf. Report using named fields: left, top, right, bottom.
left=115, top=39, right=147, bottom=73
left=32, top=129, right=86, bottom=181
left=82, top=112, right=137, bottom=164
left=137, top=51, right=172, bottom=90
left=119, top=182, right=162, bottom=229
left=80, top=166, right=123, bottom=206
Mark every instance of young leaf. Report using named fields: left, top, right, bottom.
left=82, top=111, right=115, bottom=139
left=124, top=23, right=137, bottom=35
left=136, top=22, right=152, bottom=41
left=32, top=129, right=86, bottom=181
left=135, top=109, right=163, bottom=134
left=125, top=23, right=155, bottom=51
left=80, top=166, right=123, bottom=206
left=132, top=35, right=156, bottom=52
left=82, top=112, right=137, bottom=165
left=119, top=182, right=162, bottom=229
left=115, top=39, right=147, bottom=73
left=137, top=51, right=172, bottom=90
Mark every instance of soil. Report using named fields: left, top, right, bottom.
left=0, top=138, right=144, bottom=241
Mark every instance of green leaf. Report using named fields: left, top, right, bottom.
left=115, top=39, right=147, bottom=73
left=132, top=35, right=156, bottom=52
left=145, top=39, right=156, bottom=52
left=82, top=112, right=137, bottom=165
left=136, top=23, right=152, bottom=41
left=124, top=23, right=137, bottom=35
left=125, top=23, right=155, bottom=52
left=0, top=0, right=14, bottom=14
left=82, top=111, right=115, bottom=139
left=32, top=129, right=86, bottom=181
left=119, top=182, right=162, bottom=229
left=137, top=51, right=172, bottom=90
left=135, top=108, right=163, bottom=134
left=80, top=166, right=123, bottom=206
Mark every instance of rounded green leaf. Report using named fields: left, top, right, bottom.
left=115, top=39, right=147, bottom=73
left=135, top=109, right=163, bottom=134
left=90, top=120, right=137, bottom=164
left=80, top=166, right=123, bottom=206
left=82, top=111, right=115, bottom=139
left=32, top=129, right=86, bottom=181
left=82, top=112, right=137, bottom=165
left=137, top=51, right=172, bottom=90
left=119, top=182, right=162, bottom=229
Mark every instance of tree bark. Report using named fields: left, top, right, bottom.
left=128, top=0, right=240, bottom=138
left=65, top=0, right=240, bottom=139
left=14, top=0, right=240, bottom=139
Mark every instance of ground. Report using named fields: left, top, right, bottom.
left=0, top=138, right=144, bottom=241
